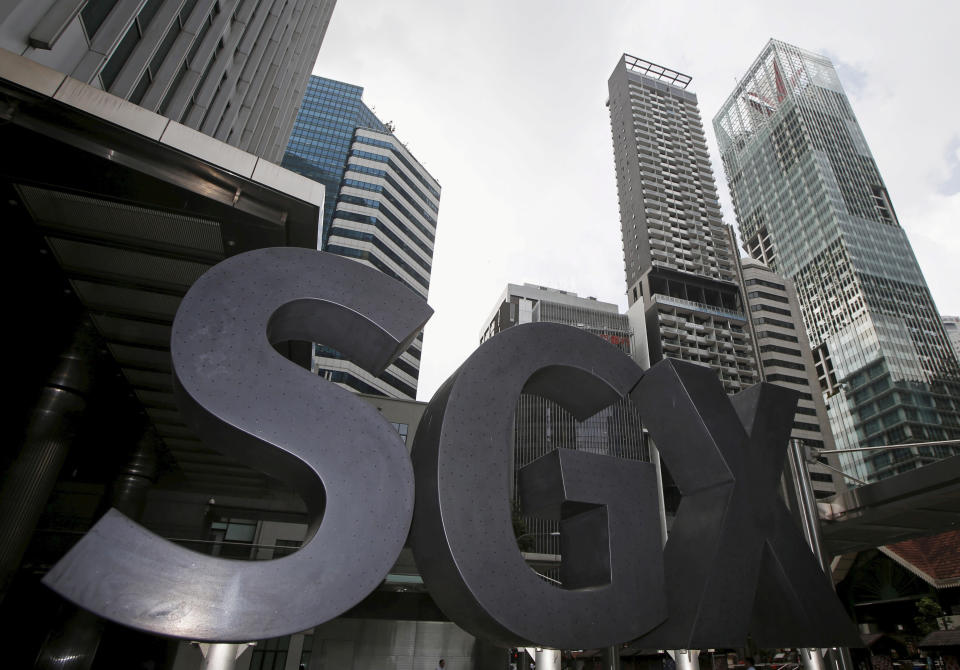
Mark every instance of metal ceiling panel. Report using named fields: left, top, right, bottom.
left=145, top=408, right=185, bottom=426
left=107, top=343, right=171, bottom=372
left=134, top=389, right=177, bottom=409
left=71, top=281, right=183, bottom=321
left=90, top=314, right=172, bottom=348
left=19, top=185, right=225, bottom=256
left=47, top=237, right=210, bottom=290
left=121, top=369, right=172, bottom=391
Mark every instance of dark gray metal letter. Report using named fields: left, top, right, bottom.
left=44, top=248, right=431, bottom=641
left=631, top=359, right=860, bottom=648
left=409, top=323, right=666, bottom=649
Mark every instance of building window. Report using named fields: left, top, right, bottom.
left=249, top=636, right=290, bottom=670
left=273, top=539, right=302, bottom=558
left=208, top=519, right=256, bottom=559
left=391, top=422, right=409, bottom=444
left=80, top=0, right=117, bottom=40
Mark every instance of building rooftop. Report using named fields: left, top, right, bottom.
left=881, top=529, right=960, bottom=588
left=622, top=54, right=692, bottom=89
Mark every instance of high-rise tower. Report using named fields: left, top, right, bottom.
left=713, top=40, right=960, bottom=480
left=1, top=0, right=337, bottom=162
left=283, top=76, right=440, bottom=399
left=607, top=54, right=759, bottom=394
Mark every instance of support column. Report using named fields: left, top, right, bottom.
left=33, top=610, right=104, bottom=670
left=536, top=648, right=561, bottom=670
left=799, top=649, right=826, bottom=670
left=0, top=319, right=96, bottom=602
left=670, top=649, right=699, bottom=670
left=199, top=643, right=254, bottom=670
left=602, top=646, right=621, bottom=670
left=34, top=429, right=159, bottom=669
left=109, top=429, right=160, bottom=519
left=787, top=441, right=853, bottom=670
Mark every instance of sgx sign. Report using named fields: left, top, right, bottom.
left=44, top=248, right=859, bottom=649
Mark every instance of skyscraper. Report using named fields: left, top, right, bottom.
left=481, top=284, right=648, bottom=562
left=607, top=54, right=759, bottom=395
left=713, top=40, right=960, bottom=480
left=1, top=0, right=336, bottom=162
left=283, top=75, right=441, bottom=399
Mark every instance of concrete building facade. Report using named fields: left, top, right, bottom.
left=1, top=0, right=336, bottom=162
left=736, top=256, right=843, bottom=499
left=713, top=40, right=960, bottom=481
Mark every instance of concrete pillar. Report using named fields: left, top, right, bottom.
left=536, top=649, right=561, bottom=670
left=602, top=646, right=621, bottom=670
left=34, top=428, right=159, bottom=669
left=799, top=649, right=826, bottom=670
left=670, top=650, right=700, bottom=670
left=199, top=643, right=254, bottom=670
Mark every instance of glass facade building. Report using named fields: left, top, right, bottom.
left=607, top=54, right=760, bottom=395
left=282, top=77, right=387, bottom=246
left=282, top=76, right=441, bottom=400
left=713, top=40, right=960, bottom=481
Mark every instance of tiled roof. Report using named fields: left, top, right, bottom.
left=880, top=529, right=960, bottom=588
left=919, top=629, right=960, bottom=648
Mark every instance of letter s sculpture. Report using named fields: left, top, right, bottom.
left=43, top=248, right=431, bottom=641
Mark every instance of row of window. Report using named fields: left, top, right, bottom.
left=327, top=228, right=430, bottom=291
left=747, top=290, right=789, bottom=304
left=745, top=277, right=786, bottom=291
left=354, top=134, right=440, bottom=199
left=346, top=160, right=438, bottom=220
left=767, top=373, right=808, bottom=385
left=750, top=301, right=792, bottom=317
left=333, top=210, right=432, bottom=271
left=756, top=330, right=799, bottom=343
left=752, top=315, right=795, bottom=329
left=760, top=343, right=802, bottom=357
left=326, top=244, right=427, bottom=297
left=793, top=420, right=821, bottom=432
left=341, top=178, right=436, bottom=242
left=337, top=194, right=432, bottom=256
left=763, top=358, right=807, bottom=371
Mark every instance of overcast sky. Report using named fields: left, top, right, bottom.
left=311, top=1, right=960, bottom=402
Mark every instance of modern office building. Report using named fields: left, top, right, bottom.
left=283, top=75, right=441, bottom=400
left=282, top=76, right=388, bottom=244
left=713, top=39, right=960, bottom=481
left=481, top=284, right=650, bottom=559
left=735, top=256, right=843, bottom=499
left=1, top=0, right=336, bottom=162
left=606, top=54, right=759, bottom=396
